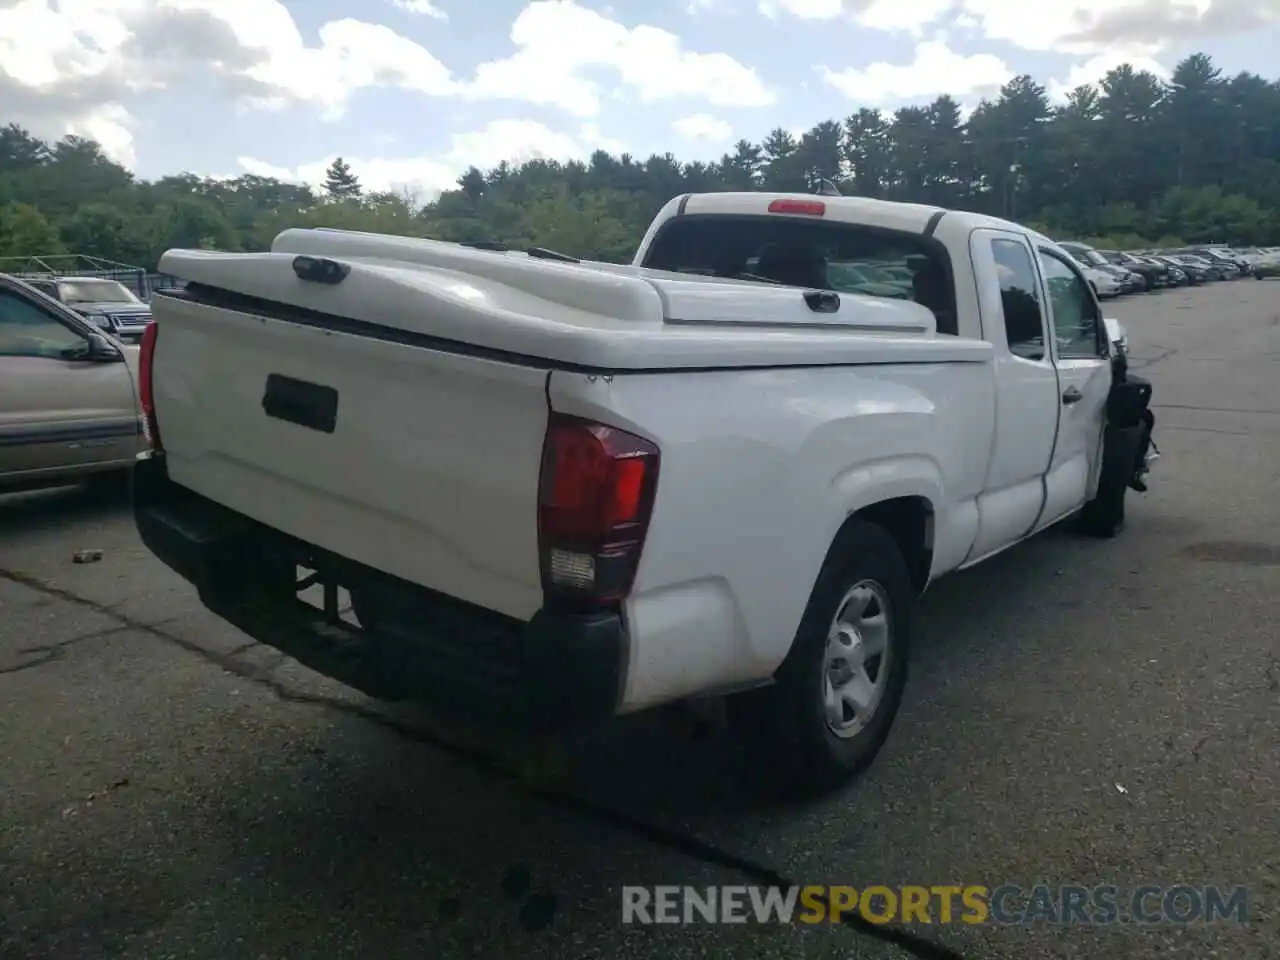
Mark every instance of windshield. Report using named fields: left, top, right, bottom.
left=640, top=214, right=954, bottom=323
left=56, top=279, right=141, bottom=305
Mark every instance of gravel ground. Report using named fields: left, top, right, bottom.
left=2, top=280, right=1278, bottom=960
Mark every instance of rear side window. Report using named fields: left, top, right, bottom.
left=640, top=214, right=958, bottom=334
left=990, top=238, right=1046, bottom=361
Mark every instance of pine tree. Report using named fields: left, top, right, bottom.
left=323, top=157, right=362, bottom=200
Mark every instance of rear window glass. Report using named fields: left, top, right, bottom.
left=639, top=214, right=957, bottom=333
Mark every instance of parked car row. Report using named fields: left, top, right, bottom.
left=0, top=272, right=144, bottom=495
left=15, top=274, right=154, bottom=344
left=1056, top=241, right=1280, bottom=297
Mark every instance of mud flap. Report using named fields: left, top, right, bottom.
left=1098, top=423, right=1144, bottom=494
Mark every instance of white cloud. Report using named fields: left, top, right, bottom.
left=957, top=0, right=1134, bottom=54
left=673, top=113, right=733, bottom=141
left=466, top=0, right=775, bottom=116
left=761, top=0, right=1268, bottom=54
left=390, top=0, right=447, bottom=17
left=64, top=102, right=138, bottom=167
left=155, top=1, right=456, bottom=117
left=238, top=119, right=628, bottom=196
left=0, top=0, right=774, bottom=171
left=1047, top=51, right=1173, bottom=102
left=758, top=0, right=956, bottom=33
left=759, top=0, right=842, bottom=17
left=0, top=0, right=458, bottom=166
left=954, top=0, right=1265, bottom=55
left=0, top=0, right=140, bottom=164
left=857, top=0, right=957, bottom=33
left=820, top=40, right=1013, bottom=104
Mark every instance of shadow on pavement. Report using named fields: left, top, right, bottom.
left=0, top=482, right=132, bottom=539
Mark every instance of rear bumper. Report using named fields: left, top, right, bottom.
left=133, top=453, right=626, bottom=731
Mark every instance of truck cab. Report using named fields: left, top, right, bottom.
left=634, top=192, right=1120, bottom=561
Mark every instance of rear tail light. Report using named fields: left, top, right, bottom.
left=537, top=414, right=660, bottom=607
left=138, top=321, right=161, bottom=451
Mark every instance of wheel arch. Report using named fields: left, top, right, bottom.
left=826, top=495, right=936, bottom=598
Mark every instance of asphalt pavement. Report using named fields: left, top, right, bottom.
left=2, top=280, right=1279, bottom=960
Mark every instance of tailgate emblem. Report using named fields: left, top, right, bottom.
left=262, top=374, right=339, bottom=433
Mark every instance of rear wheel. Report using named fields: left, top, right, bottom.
left=728, top=520, right=912, bottom=797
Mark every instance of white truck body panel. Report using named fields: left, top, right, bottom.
left=551, top=361, right=995, bottom=708
left=144, top=191, right=1124, bottom=719
left=151, top=293, right=550, bottom=620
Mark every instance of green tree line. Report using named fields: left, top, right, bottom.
left=2, top=52, right=1278, bottom=268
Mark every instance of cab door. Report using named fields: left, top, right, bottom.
left=1033, top=247, right=1112, bottom=527
left=962, top=229, right=1062, bottom=562
left=0, top=282, right=140, bottom=483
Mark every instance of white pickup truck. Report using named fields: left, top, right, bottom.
left=132, top=191, right=1156, bottom=795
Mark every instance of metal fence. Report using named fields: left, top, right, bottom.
left=0, top=254, right=186, bottom=301
left=147, top=273, right=187, bottom=298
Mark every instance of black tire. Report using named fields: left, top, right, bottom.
left=728, top=520, right=912, bottom=797
left=1079, top=479, right=1126, bottom=537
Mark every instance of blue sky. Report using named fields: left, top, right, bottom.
left=2, top=0, right=1277, bottom=196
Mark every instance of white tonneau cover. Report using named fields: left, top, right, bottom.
left=153, top=228, right=992, bottom=370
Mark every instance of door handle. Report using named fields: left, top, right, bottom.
left=1061, top=385, right=1083, bottom=405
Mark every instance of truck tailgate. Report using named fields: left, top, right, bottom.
left=149, top=293, right=549, bottom=621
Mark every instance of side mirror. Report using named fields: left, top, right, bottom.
left=1102, top=317, right=1128, bottom=357
left=86, top=332, right=124, bottom=362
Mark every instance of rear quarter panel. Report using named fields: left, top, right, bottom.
left=549, top=360, right=996, bottom=711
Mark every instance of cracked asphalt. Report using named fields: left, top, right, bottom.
left=2, top=280, right=1279, bottom=960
